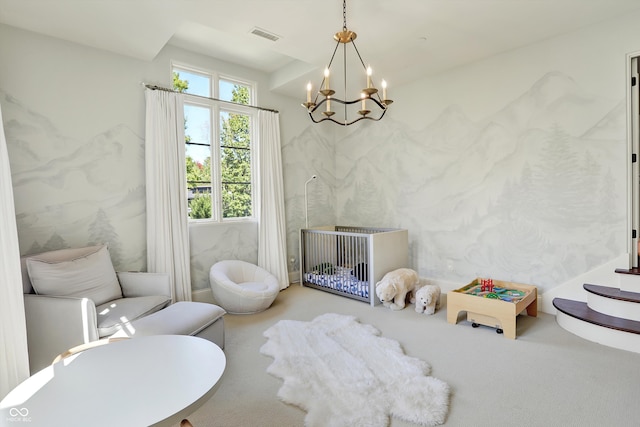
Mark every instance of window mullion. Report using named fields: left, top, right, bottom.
left=212, top=103, right=222, bottom=221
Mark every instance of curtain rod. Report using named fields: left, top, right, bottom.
left=142, top=83, right=279, bottom=114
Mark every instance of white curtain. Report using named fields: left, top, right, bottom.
left=257, top=110, right=289, bottom=290
left=0, top=104, right=30, bottom=398
left=144, top=89, right=192, bottom=302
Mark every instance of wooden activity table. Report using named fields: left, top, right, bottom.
left=447, top=278, right=537, bottom=339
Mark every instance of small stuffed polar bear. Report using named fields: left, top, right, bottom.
left=414, top=284, right=441, bottom=315
left=375, top=268, right=419, bottom=310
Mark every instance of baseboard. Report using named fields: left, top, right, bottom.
left=289, top=270, right=300, bottom=284
left=192, top=288, right=215, bottom=304
left=420, top=276, right=464, bottom=294
left=286, top=263, right=631, bottom=317
left=539, top=253, right=628, bottom=314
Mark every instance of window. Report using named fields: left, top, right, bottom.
left=172, top=65, right=256, bottom=221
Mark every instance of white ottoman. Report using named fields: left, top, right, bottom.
left=112, top=301, right=226, bottom=349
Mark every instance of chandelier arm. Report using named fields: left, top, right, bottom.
left=309, top=96, right=388, bottom=111
left=355, top=108, right=387, bottom=123
left=351, top=39, right=385, bottom=104
left=307, top=108, right=387, bottom=126
left=314, top=40, right=342, bottom=104
left=326, top=39, right=341, bottom=70
left=350, top=40, right=369, bottom=75
left=366, top=96, right=388, bottom=110
left=309, top=96, right=376, bottom=112
left=342, top=108, right=387, bottom=125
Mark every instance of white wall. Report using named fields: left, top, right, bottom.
left=0, top=24, right=321, bottom=292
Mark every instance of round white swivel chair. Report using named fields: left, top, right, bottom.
left=209, top=260, right=280, bottom=314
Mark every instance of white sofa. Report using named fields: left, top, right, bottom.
left=21, top=245, right=226, bottom=373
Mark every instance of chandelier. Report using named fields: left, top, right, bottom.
left=302, top=0, right=392, bottom=126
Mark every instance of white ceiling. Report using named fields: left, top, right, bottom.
left=2, top=0, right=640, bottom=99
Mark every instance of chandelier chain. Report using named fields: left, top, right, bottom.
left=343, top=0, right=347, bottom=31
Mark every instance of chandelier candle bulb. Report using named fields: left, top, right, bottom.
left=324, top=68, right=330, bottom=90
left=382, top=80, right=387, bottom=100
left=307, top=82, right=312, bottom=103
left=367, top=66, right=372, bottom=88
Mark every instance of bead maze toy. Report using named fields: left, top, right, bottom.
left=447, top=278, right=537, bottom=339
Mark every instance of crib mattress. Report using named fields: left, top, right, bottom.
left=304, top=269, right=369, bottom=299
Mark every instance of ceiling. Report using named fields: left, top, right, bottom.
left=2, top=0, right=640, bottom=100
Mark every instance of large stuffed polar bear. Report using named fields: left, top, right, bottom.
left=375, top=268, right=419, bottom=310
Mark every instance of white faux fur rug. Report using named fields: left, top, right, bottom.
left=260, top=313, right=450, bottom=426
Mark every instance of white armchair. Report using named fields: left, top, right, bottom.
left=21, top=245, right=225, bottom=373
left=209, top=260, right=280, bottom=314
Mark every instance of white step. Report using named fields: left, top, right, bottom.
left=584, top=284, right=640, bottom=322
left=555, top=308, right=640, bottom=354
left=616, top=268, right=640, bottom=292
left=553, top=298, right=640, bottom=354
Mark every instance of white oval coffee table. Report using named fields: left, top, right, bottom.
left=0, top=335, right=226, bottom=426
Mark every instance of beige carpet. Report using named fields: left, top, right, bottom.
left=178, top=284, right=640, bottom=427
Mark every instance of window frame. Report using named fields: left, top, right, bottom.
left=172, top=62, right=258, bottom=223
left=216, top=102, right=257, bottom=222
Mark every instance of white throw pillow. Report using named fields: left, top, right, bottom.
left=26, top=245, right=123, bottom=306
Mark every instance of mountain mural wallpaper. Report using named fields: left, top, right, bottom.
left=2, top=89, right=147, bottom=271
left=328, top=71, right=626, bottom=293
left=2, top=69, right=628, bottom=295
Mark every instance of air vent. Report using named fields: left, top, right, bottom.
left=250, top=27, right=280, bottom=42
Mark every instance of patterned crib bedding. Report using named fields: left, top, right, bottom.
left=304, top=266, right=369, bottom=298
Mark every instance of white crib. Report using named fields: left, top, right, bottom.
left=299, top=226, right=409, bottom=306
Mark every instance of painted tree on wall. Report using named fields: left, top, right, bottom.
left=342, top=169, right=390, bottom=226
left=534, top=125, right=584, bottom=226
left=599, top=170, right=618, bottom=223
left=27, top=241, right=43, bottom=256
left=42, top=232, right=68, bottom=252
left=88, top=208, right=122, bottom=267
